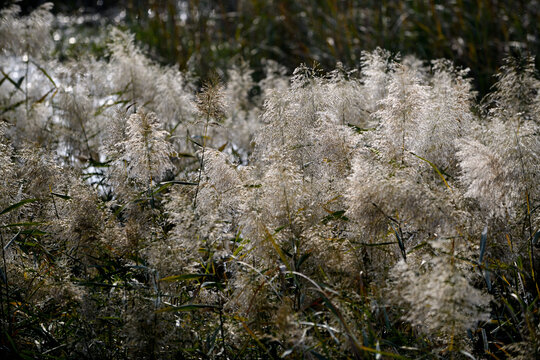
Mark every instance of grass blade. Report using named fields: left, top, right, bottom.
left=159, top=273, right=211, bottom=282
left=0, top=199, right=38, bottom=216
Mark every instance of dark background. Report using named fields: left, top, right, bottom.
left=3, top=0, right=539, bottom=96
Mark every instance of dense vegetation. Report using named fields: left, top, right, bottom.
left=14, top=0, right=540, bottom=94
left=1, top=3, right=539, bottom=359
left=122, top=0, right=540, bottom=96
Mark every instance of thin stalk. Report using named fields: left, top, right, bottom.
left=193, top=115, right=209, bottom=208
left=73, top=99, right=93, bottom=161
left=24, top=55, right=29, bottom=120
left=218, top=298, right=226, bottom=359
left=50, top=186, right=60, bottom=220
left=131, top=68, right=136, bottom=112
left=513, top=122, right=535, bottom=288
left=0, top=232, right=11, bottom=336
left=145, top=126, right=155, bottom=210
left=0, top=232, right=4, bottom=335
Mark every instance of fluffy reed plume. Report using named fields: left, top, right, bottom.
left=390, top=240, right=492, bottom=351
left=457, top=55, right=540, bottom=220
left=120, top=109, right=174, bottom=186
left=0, top=2, right=53, bottom=58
